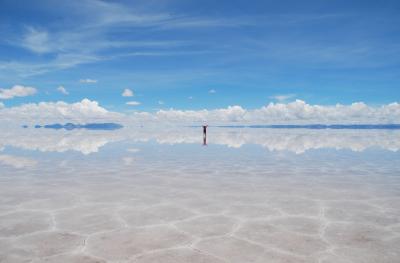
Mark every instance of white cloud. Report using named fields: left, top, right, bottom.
left=123, top=157, right=135, bottom=166
left=0, top=128, right=119, bottom=155
left=0, top=85, right=37, bottom=100
left=0, top=98, right=122, bottom=123
left=1, top=126, right=399, bottom=155
left=269, top=94, right=296, bottom=102
left=122, top=88, right=134, bottom=97
left=142, top=100, right=400, bottom=124
left=1, top=99, right=399, bottom=126
left=5, top=1, right=244, bottom=78
left=127, top=148, right=140, bottom=153
left=80, top=79, right=97, bottom=83
left=126, top=101, right=141, bottom=106
left=188, top=96, right=193, bottom=100
left=158, top=100, right=164, bottom=105
left=21, top=27, right=51, bottom=54
left=0, top=102, right=4, bottom=109
left=209, top=89, right=216, bottom=94
left=153, top=128, right=400, bottom=153
left=0, top=154, right=37, bottom=169
left=57, top=86, right=69, bottom=95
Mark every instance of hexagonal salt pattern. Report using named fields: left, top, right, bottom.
left=1, top=129, right=400, bottom=263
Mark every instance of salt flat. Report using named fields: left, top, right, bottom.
left=0, top=128, right=399, bottom=263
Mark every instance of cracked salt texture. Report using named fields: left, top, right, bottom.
left=0, top=128, right=399, bottom=262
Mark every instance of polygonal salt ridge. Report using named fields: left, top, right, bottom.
left=54, top=204, right=124, bottom=235
left=17, top=194, right=80, bottom=211
left=315, top=203, right=336, bottom=255
left=194, top=236, right=314, bottom=263
left=0, top=210, right=53, bottom=238
left=266, top=216, right=323, bottom=235
left=0, top=238, right=32, bottom=263
left=234, top=219, right=329, bottom=257
left=199, top=191, right=273, bottom=204
left=118, top=204, right=197, bottom=227
left=13, top=231, right=85, bottom=258
left=324, top=200, right=400, bottom=227
left=317, top=252, right=354, bottom=263
left=143, top=192, right=208, bottom=207
left=79, top=188, right=143, bottom=204
left=366, top=197, right=400, bottom=214
left=131, top=247, right=227, bottom=263
left=85, top=225, right=193, bottom=262
left=224, top=204, right=283, bottom=219
left=265, top=196, right=321, bottom=217
left=332, top=242, right=400, bottom=263
left=324, top=222, right=394, bottom=249
left=31, top=253, right=107, bottom=263
left=174, top=215, right=238, bottom=239
left=170, top=195, right=229, bottom=214
left=0, top=191, right=38, bottom=207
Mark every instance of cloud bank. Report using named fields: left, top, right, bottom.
left=147, top=100, right=400, bottom=124
left=0, top=99, right=399, bottom=125
left=0, top=99, right=122, bottom=124
left=0, top=85, right=37, bottom=100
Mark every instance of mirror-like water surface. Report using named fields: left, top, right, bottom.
left=1, top=128, right=399, bottom=263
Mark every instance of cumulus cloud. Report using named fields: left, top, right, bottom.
left=0, top=154, right=37, bottom=169
left=126, top=101, right=141, bottom=106
left=0, top=98, right=122, bottom=123
left=269, top=94, right=296, bottom=102
left=0, top=128, right=120, bottom=155
left=122, top=88, right=134, bottom=97
left=0, top=99, right=399, bottom=125
left=1, top=126, right=399, bottom=155
left=0, top=85, right=37, bottom=99
left=80, top=78, right=97, bottom=83
left=57, top=86, right=69, bottom=95
left=143, top=100, right=400, bottom=124
left=142, top=128, right=400, bottom=153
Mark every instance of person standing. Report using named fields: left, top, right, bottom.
left=202, top=125, right=208, bottom=137
left=202, top=125, right=208, bottom=146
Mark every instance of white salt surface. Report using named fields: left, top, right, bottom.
left=0, top=128, right=399, bottom=262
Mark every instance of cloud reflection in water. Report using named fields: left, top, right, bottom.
left=0, top=127, right=399, bottom=155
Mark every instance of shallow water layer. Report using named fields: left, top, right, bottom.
left=0, top=128, right=399, bottom=263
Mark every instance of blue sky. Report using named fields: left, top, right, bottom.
left=0, top=0, right=399, bottom=112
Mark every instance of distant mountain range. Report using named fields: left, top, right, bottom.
left=24, top=123, right=123, bottom=130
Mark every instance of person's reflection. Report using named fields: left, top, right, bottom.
left=202, top=125, right=208, bottom=146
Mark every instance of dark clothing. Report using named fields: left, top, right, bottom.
left=202, top=126, right=207, bottom=146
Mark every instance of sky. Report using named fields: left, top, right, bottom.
left=0, top=0, right=399, bottom=123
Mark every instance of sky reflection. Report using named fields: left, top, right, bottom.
left=1, top=127, right=399, bottom=263
left=0, top=127, right=400, bottom=155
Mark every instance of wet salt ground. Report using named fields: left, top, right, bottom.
left=0, top=129, right=400, bottom=263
